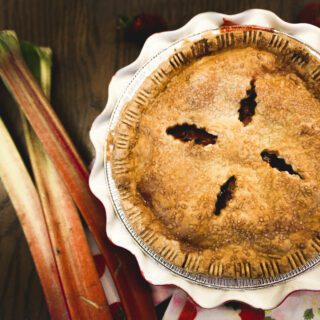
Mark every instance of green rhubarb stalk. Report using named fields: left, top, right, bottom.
left=0, top=30, right=156, bottom=319
left=21, top=41, right=52, bottom=98
left=21, top=43, right=111, bottom=319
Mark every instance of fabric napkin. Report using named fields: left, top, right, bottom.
left=87, top=231, right=320, bottom=320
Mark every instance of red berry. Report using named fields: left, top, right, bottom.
left=298, top=3, right=320, bottom=27
left=122, top=13, right=167, bottom=45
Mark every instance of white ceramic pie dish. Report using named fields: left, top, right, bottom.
left=89, top=9, right=320, bottom=309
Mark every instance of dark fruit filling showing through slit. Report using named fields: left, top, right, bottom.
left=166, top=123, right=217, bottom=146
left=261, top=150, right=302, bottom=178
left=238, top=79, right=257, bottom=126
left=214, top=176, right=236, bottom=216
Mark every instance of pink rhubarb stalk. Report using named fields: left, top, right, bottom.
left=21, top=44, right=111, bottom=319
left=0, top=118, right=70, bottom=319
left=0, top=30, right=156, bottom=319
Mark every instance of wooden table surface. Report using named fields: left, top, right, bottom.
left=0, top=0, right=313, bottom=318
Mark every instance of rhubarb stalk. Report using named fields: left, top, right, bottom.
left=0, top=118, right=70, bottom=319
left=21, top=43, right=111, bottom=319
left=0, top=30, right=156, bottom=319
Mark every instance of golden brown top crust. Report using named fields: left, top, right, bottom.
left=109, top=29, right=320, bottom=278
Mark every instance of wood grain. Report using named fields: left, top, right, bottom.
left=0, top=0, right=311, bottom=318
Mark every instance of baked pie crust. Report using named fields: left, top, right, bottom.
left=108, top=27, right=320, bottom=278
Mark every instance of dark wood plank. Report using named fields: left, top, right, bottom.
left=0, top=0, right=311, bottom=318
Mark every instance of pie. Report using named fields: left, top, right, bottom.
left=108, top=27, right=320, bottom=278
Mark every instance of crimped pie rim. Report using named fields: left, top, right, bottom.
left=90, top=10, right=320, bottom=308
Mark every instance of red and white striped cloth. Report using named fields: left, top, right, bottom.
left=88, top=232, right=320, bottom=320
